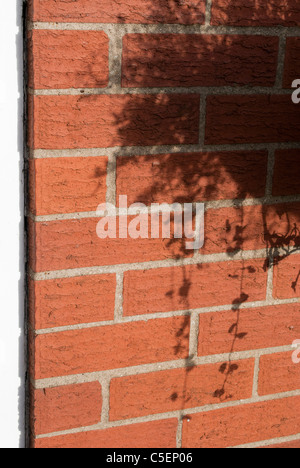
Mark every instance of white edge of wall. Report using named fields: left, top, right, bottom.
left=0, top=0, right=25, bottom=448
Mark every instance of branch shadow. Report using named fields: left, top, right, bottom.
left=36, top=0, right=300, bottom=440
left=75, top=0, right=300, bottom=426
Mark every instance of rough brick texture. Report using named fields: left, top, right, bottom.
left=122, top=35, right=279, bottom=88
left=29, top=157, right=108, bottom=215
left=34, top=419, right=178, bottom=448
left=273, top=255, right=300, bottom=299
left=273, top=149, right=300, bottom=196
left=123, top=259, right=268, bottom=316
left=29, top=94, right=200, bottom=149
left=110, top=359, right=255, bottom=420
left=28, top=0, right=300, bottom=450
left=28, top=203, right=300, bottom=272
left=31, top=382, right=102, bottom=435
left=205, top=95, right=300, bottom=145
left=29, top=274, right=116, bottom=329
left=198, top=303, right=300, bottom=356
left=28, top=216, right=194, bottom=273
left=117, top=151, right=268, bottom=205
left=258, top=352, right=300, bottom=395
left=182, top=396, right=300, bottom=448
left=28, top=30, right=109, bottom=89
left=284, top=37, right=300, bottom=87
left=28, top=0, right=206, bottom=24
left=211, top=0, right=300, bottom=26
left=31, top=316, right=190, bottom=379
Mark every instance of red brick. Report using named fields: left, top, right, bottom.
left=34, top=419, right=178, bottom=448
left=28, top=216, right=194, bottom=273
left=273, top=255, right=300, bottom=299
left=122, top=34, right=278, bottom=88
left=28, top=94, right=200, bottom=150
left=26, top=0, right=300, bottom=448
left=29, top=203, right=300, bottom=275
left=198, top=304, right=300, bottom=356
left=211, top=0, right=300, bottom=27
left=258, top=352, right=300, bottom=396
left=116, top=151, right=268, bottom=205
left=273, top=149, right=300, bottom=196
left=284, top=38, right=300, bottom=88
left=32, top=382, right=102, bottom=435
left=205, top=95, right=300, bottom=145
left=29, top=157, right=108, bottom=215
left=182, top=396, right=300, bottom=448
left=265, top=439, right=300, bottom=448
left=31, top=316, right=190, bottom=379
left=28, top=30, right=109, bottom=90
left=110, top=359, right=254, bottom=420
left=29, top=275, right=116, bottom=330
left=203, top=203, right=300, bottom=256
left=123, top=259, right=268, bottom=316
left=28, top=0, right=205, bottom=24
left=29, top=197, right=300, bottom=271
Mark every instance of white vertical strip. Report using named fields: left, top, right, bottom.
left=0, top=0, right=24, bottom=448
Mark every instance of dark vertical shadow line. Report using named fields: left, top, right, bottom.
left=16, top=0, right=27, bottom=449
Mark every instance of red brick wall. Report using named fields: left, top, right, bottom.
left=27, top=0, right=300, bottom=448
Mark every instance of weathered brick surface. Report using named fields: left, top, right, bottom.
left=205, top=95, right=300, bottom=145
left=273, top=255, right=300, bottom=299
left=211, top=0, right=300, bottom=26
left=182, top=396, right=300, bottom=448
left=198, top=304, right=300, bottom=356
left=116, top=151, right=268, bottom=205
left=28, top=217, right=194, bottom=273
left=28, top=0, right=206, bottom=24
left=29, top=202, right=300, bottom=272
left=28, top=94, right=200, bottom=150
left=28, top=0, right=300, bottom=450
left=284, top=37, right=300, bottom=88
left=273, top=149, right=300, bottom=196
left=203, top=202, right=300, bottom=256
left=110, top=359, right=255, bottom=420
left=258, top=352, right=300, bottom=395
left=123, top=259, right=268, bottom=316
left=34, top=419, right=178, bottom=448
left=28, top=30, right=109, bottom=89
left=31, top=316, right=190, bottom=379
left=122, top=35, right=278, bottom=88
left=31, top=382, right=102, bottom=435
left=29, top=157, right=108, bottom=215
left=29, top=274, right=116, bottom=330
